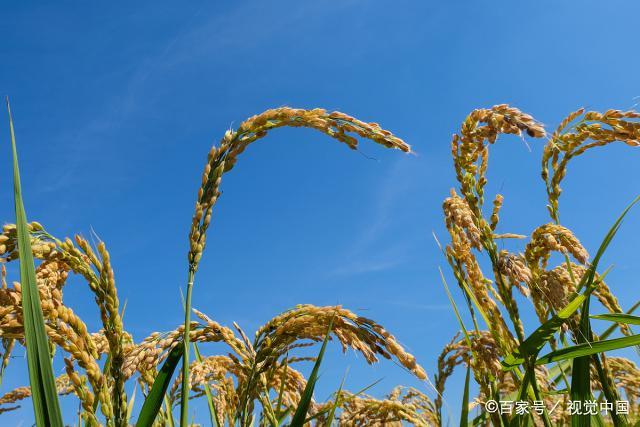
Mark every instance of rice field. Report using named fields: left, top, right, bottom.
left=1, top=99, right=639, bottom=426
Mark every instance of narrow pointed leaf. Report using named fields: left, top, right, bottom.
left=592, top=354, right=627, bottom=426
left=536, top=334, right=640, bottom=364
left=502, top=291, right=588, bottom=368
left=289, top=316, right=334, bottom=427
left=136, top=344, right=184, bottom=427
left=323, top=368, right=348, bottom=427
left=602, top=300, right=640, bottom=341
left=460, top=364, right=471, bottom=427
left=549, top=301, right=640, bottom=387
left=164, top=394, right=176, bottom=427
left=591, top=314, right=640, bottom=326
left=502, top=195, right=640, bottom=369
left=599, top=300, right=640, bottom=357
left=439, top=268, right=472, bottom=347
left=275, top=355, right=289, bottom=418
left=127, top=385, right=137, bottom=424
left=570, top=296, right=592, bottom=427
left=7, top=98, right=64, bottom=427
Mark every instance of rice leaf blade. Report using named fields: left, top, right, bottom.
left=439, top=267, right=473, bottom=347
left=289, top=316, right=334, bottom=427
left=591, top=314, right=640, bottom=326
left=570, top=297, right=591, bottom=427
left=502, top=291, right=588, bottom=368
left=164, top=394, right=175, bottom=427
left=536, top=334, right=640, bottom=364
left=323, top=368, right=348, bottom=427
left=127, top=385, right=137, bottom=425
left=592, top=354, right=627, bottom=426
left=503, top=195, right=640, bottom=369
left=460, top=364, right=471, bottom=427
left=136, top=344, right=184, bottom=427
left=6, top=98, right=63, bottom=427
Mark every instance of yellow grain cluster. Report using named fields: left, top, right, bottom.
left=1, top=104, right=639, bottom=426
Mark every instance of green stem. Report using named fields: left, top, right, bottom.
left=165, top=394, right=176, bottom=427
left=180, top=270, right=195, bottom=427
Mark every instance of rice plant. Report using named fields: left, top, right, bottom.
left=0, top=102, right=639, bottom=426
left=435, top=105, right=640, bottom=426
left=1, top=105, right=424, bottom=426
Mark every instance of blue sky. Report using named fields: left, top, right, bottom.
left=1, top=1, right=640, bottom=425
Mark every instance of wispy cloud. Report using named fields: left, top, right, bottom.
left=327, top=158, right=417, bottom=277
left=386, top=301, right=450, bottom=311
left=329, top=257, right=404, bottom=277
left=39, top=1, right=359, bottom=193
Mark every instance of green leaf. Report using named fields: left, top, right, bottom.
left=439, top=267, right=472, bottom=348
left=323, top=368, right=348, bottom=427
left=599, top=300, right=640, bottom=358
left=536, top=334, right=640, bottom=364
left=502, top=195, right=640, bottom=369
left=164, top=394, right=175, bottom=427
left=460, top=364, right=471, bottom=427
left=570, top=296, right=592, bottom=427
left=592, top=354, right=627, bottom=426
left=591, top=314, right=640, bottom=326
left=576, top=194, right=640, bottom=295
left=501, top=291, right=588, bottom=368
left=275, top=355, right=289, bottom=421
left=6, top=98, right=64, bottom=427
left=0, top=338, right=15, bottom=388
left=601, top=300, right=640, bottom=340
left=289, top=316, right=335, bottom=427
left=136, top=344, right=184, bottom=427
left=127, top=384, right=137, bottom=425
left=471, top=410, right=489, bottom=427
left=276, top=408, right=292, bottom=426
left=549, top=302, right=640, bottom=388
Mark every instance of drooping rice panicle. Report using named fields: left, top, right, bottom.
left=179, top=107, right=411, bottom=425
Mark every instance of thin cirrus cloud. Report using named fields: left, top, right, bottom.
left=326, top=158, right=420, bottom=277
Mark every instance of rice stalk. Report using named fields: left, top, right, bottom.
left=180, top=106, right=410, bottom=426
left=440, top=104, right=640, bottom=426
